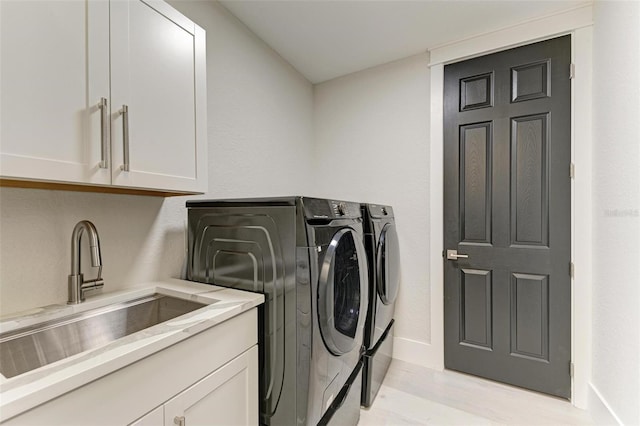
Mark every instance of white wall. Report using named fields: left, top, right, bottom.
left=0, top=0, right=314, bottom=315
left=591, top=1, right=640, bottom=424
left=314, top=54, right=432, bottom=352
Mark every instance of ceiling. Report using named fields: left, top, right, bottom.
left=220, top=0, right=589, bottom=83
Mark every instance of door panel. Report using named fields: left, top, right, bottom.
left=460, top=72, right=493, bottom=110
left=511, top=60, right=550, bottom=102
left=460, top=122, right=493, bottom=244
left=510, top=273, right=549, bottom=361
left=444, top=35, right=571, bottom=398
left=460, top=269, right=493, bottom=350
left=511, top=114, right=549, bottom=246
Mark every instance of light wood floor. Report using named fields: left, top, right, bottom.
left=359, top=360, right=594, bottom=425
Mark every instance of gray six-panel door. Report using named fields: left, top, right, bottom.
left=443, top=36, right=572, bottom=398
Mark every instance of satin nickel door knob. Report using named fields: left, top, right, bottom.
left=446, top=249, right=469, bottom=260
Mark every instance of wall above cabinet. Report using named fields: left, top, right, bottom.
left=0, top=0, right=207, bottom=197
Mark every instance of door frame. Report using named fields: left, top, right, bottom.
left=428, top=4, right=593, bottom=408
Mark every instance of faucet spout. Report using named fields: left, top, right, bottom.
left=68, top=220, right=104, bottom=304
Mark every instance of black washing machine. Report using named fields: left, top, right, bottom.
left=187, top=197, right=368, bottom=425
left=360, top=203, right=400, bottom=407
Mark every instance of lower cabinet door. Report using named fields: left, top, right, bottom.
left=164, top=346, right=259, bottom=426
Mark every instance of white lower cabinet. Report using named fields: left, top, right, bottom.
left=3, top=309, right=258, bottom=426
left=132, top=346, right=258, bottom=426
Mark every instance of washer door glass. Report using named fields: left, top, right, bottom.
left=377, top=223, right=400, bottom=305
left=318, top=227, right=367, bottom=356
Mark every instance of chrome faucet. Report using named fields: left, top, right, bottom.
left=68, top=220, right=104, bottom=304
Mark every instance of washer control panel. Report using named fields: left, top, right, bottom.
left=303, top=198, right=361, bottom=219
left=329, top=200, right=360, bottom=218
left=332, top=201, right=347, bottom=216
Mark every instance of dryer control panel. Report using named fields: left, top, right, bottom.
left=366, top=204, right=395, bottom=219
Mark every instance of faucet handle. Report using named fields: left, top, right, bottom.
left=81, top=278, right=104, bottom=293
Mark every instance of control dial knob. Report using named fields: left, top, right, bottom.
left=337, top=202, right=347, bottom=216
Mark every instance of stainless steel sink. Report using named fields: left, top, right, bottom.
left=0, top=294, right=207, bottom=379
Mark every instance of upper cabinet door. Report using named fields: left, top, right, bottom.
left=110, top=0, right=207, bottom=193
left=0, top=0, right=111, bottom=185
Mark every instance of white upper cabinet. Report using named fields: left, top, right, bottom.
left=0, top=0, right=207, bottom=195
left=0, top=0, right=111, bottom=186
left=110, top=0, right=207, bottom=193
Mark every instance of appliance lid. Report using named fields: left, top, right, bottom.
left=186, top=196, right=362, bottom=220
left=186, top=196, right=298, bottom=208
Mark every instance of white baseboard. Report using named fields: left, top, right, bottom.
left=588, top=383, right=622, bottom=426
left=392, top=336, right=444, bottom=371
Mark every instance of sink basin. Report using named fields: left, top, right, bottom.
left=0, top=294, right=207, bottom=379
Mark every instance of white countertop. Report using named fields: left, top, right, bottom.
left=0, top=279, right=264, bottom=422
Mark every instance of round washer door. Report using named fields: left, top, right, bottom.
left=318, top=227, right=368, bottom=356
left=377, top=223, right=400, bottom=305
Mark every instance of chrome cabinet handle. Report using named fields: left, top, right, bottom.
left=120, top=105, right=130, bottom=171
left=98, top=97, right=108, bottom=169
left=174, top=416, right=185, bottom=426
left=446, top=249, right=469, bottom=260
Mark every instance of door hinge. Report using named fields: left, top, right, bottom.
left=570, top=163, right=575, bottom=179
left=570, top=63, right=576, bottom=79
left=442, top=250, right=445, bottom=258
left=570, top=362, right=575, bottom=378
left=570, top=262, right=575, bottom=279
